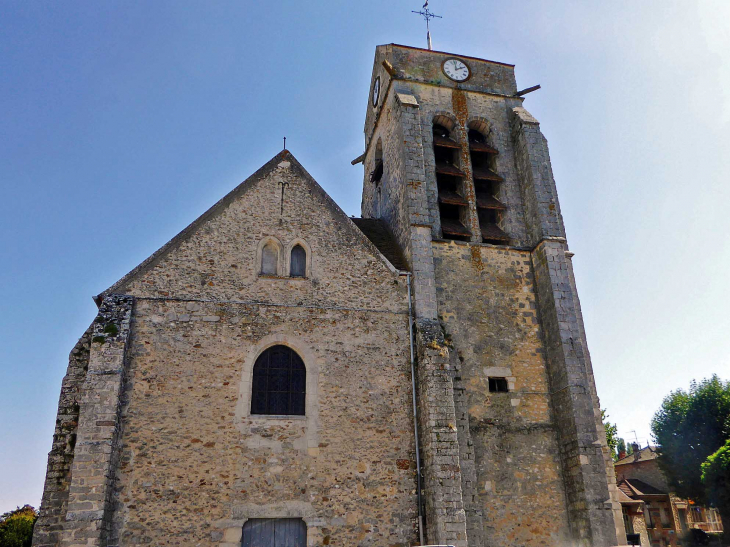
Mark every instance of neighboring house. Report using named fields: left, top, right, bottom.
left=615, top=446, right=724, bottom=547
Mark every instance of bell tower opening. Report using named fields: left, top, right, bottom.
left=433, top=120, right=471, bottom=241
left=467, top=123, right=509, bottom=245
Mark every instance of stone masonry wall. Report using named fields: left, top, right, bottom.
left=564, top=253, right=625, bottom=542
left=363, top=45, right=518, bottom=152
left=510, top=107, right=566, bottom=245
left=82, top=152, right=418, bottom=546
left=33, top=327, right=93, bottom=547
left=109, top=298, right=416, bottom=547
left=433, top=240, right=571, bottom=547
left=531, top=241, right=619, bottom=547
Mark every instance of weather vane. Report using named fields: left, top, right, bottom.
left=412, top=1, right=442, bottom=51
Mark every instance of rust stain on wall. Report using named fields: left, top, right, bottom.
left=470, top=245, right=484, bottom=272
left=451, top=88, right=469, bottom=126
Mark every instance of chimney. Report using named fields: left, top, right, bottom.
left=632, top=443, right=640, bottom=461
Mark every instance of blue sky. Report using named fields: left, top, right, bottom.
left=1, top=0, right=729, bottom=513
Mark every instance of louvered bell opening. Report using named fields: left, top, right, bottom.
left=472, top=166, right=504, bottom=182
left=479, top=208, right=509, bottom=245
left=433, top=133, right=461, bottom=149
left=469, top=141, right=500, bottom=154
left=468, top=129, right=499, bottom=154
left=438, top=189, right=469, bottom=207
left=440, top=215, right=472, bottom=239
left=475, top=193, right=506, bottom=210
left=436, top=162, right=466, bottom=177
left=434, top=124, right=470, bottom=241
left=469, top=128, right=509, bottom=245
left=437, top=174, right=470, bottom=240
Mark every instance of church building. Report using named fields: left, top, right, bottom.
left=33, top=43, right=625, bottom=547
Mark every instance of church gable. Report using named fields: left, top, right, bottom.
left=101, top=150, right=406, bottom=312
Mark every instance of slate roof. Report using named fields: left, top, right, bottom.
left=615, top=446, right=659, bottom=466
left=618, top=478, right=668, bottom=498
left=617, top=488, right=643, bottom=505
left=351, top=218, right=408, bottom=272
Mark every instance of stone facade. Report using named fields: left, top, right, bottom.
left=35, top=42, right=622, bottom=547
left=433, top=242, right=570, bottom=546
left=35, top=153, right=419, bottom=547
left=360, top=44, right=624, bottom=546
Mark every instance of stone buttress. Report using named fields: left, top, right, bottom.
left=34, top=296, right=134, bottom=547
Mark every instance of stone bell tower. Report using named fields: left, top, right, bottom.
left=358, top=44, right=624, bottom=547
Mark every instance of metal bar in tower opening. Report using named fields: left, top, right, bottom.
left=514, top=84, right=542, bottom=97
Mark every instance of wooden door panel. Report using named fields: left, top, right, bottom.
left=241, top=518, right=306, bottom=547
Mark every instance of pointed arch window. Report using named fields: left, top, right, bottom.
left=261, top=242, right=279, bottom=275
left=251, top=346, right=306, bottom=416
left=290, top=245, right=307, bottom=277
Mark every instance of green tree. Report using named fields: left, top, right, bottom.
left=701, top=439, right=730, bottom=538
left=651, top=375, right=730, bottom=503
left=0, top=505, right=37, bottom=547
left=602, top=409, right=619, bottom=459
left=616, top=438, right=627, bottom=460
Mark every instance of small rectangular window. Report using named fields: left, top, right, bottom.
left=488, top=377, right=509, bottom=393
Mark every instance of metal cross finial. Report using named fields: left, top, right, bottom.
left=412, top=0, right=441, bottom=50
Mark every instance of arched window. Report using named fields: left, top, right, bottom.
left=261, top=241, right=279, bottom=275
left=251, top=345, right=306, bottom=415
left=290, top=245, right=306, bottom=277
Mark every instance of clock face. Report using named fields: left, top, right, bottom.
left=443, top=58, right=470, bottom=82
left=372, top=76, right=381, bottom=107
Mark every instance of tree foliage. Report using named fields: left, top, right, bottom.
left=701, top=439, right=730, bottom=531
left=651, top=375, right=730, bottom=503
left=602, top=409, right=619, bottom=459
left=0, top=505, right=37, bottom=547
